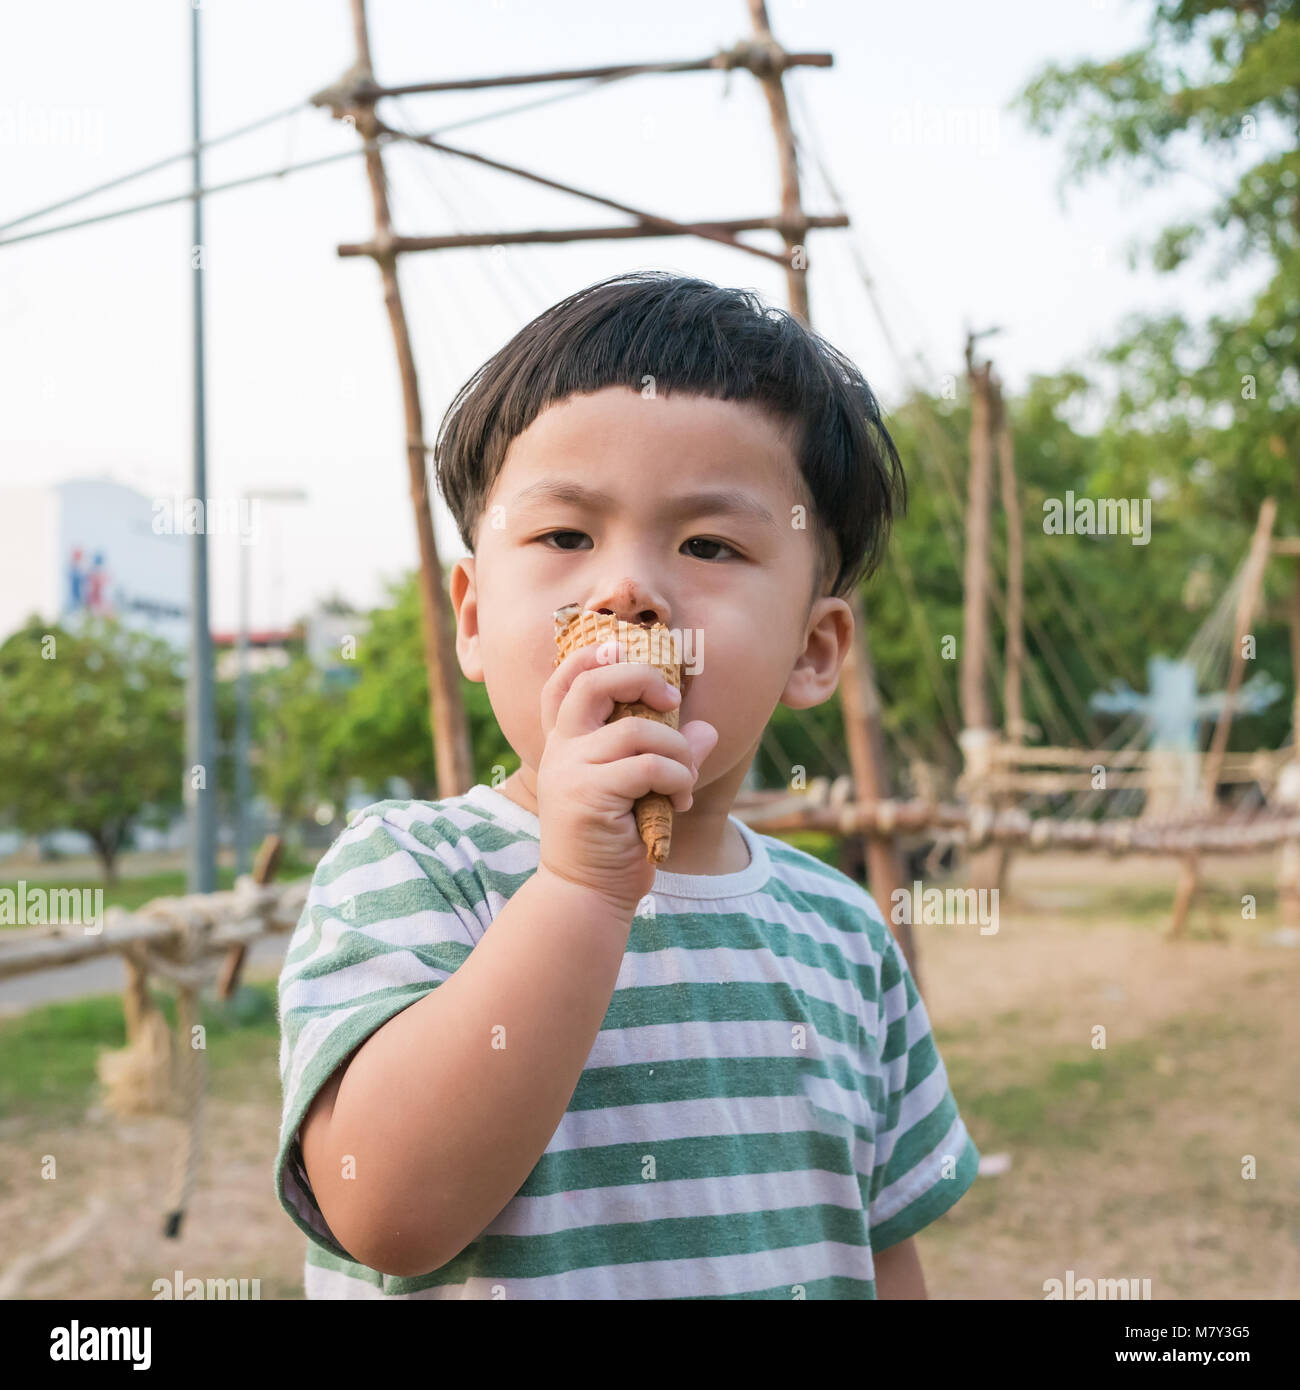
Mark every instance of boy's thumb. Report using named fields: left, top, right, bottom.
left=683, top=721, right=719, bottom=768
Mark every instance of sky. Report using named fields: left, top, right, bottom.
left=0, top=0, right=1262, bottom=632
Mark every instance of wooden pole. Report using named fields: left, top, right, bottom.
left=344, top=0, right=474, bottom=799
left=843, top=595, right=918, bottom=979
left=990, top=374, right=1022, bottom=895
left=961, top=337, right=995, bottom=735
left=995, top=378, right=1024, bottom=747
left=1169, top=496, right=1278, bottom=938
left=215, top=833, right=283, bottom=1001
left=1202, top=497, right=1279, bottom=795
left=746, top=0, right=810, bottom=322
left=960, top=337, right=998, bottom=894
left=745, top=0, right=915, bottom=986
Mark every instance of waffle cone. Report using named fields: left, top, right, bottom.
left=554, top=606, right=688, bottom=864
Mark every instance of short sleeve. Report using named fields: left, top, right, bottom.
left=274, top=804, right=483, bottom=1260
left=865, top=931, right=980, bottom=1252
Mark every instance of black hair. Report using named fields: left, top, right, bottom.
left=433, top=270, right=905, bottom=601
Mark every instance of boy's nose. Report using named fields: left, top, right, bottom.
left=585, top=577, right=669, bottom=628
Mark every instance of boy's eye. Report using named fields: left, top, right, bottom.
left=536, top=531, right=738, bottom=561
left=538, top=530, right=589, bottom=552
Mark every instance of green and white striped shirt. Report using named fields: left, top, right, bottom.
left=275, top=782, right=979, bottom=1299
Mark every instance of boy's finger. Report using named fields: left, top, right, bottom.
left=552, top=659, right=683, bottom=742
left=540, top=638, right=624, bottom=737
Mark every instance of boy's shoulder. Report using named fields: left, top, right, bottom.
left=305, top=790, right=537, bottom=912
left=323, top=789, right=532, bottom=859
left=747, top=827, right=898, bottom=961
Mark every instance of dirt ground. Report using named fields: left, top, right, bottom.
left=2, top=849, right=1297, bottom=1300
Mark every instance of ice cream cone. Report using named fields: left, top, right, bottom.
left=554, top=605, right=688, bottom=864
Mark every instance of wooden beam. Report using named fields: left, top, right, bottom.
left=337, top=214, right=849, bottom=258
left=733, top=799, right=1300, bottom=854
left=346, top=0, right=475, bottom=799
left=316, top=48, right=834, bottom=102
left=0, top=882, right=309, bottom=982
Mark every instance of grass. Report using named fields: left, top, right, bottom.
left=0, top=980, right=283, bottom=1122
left=942, top=1007, right=1265, bottom=1154
left=1017, top=882, right=1279, bottom=930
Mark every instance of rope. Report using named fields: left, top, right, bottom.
left=131, top=903, right=214, bottom=1240
left=0, top=144, right=389, bottom=249
left=0, top=99, right=310, bottom=234
left=162, top=978, right=205, bottom=1239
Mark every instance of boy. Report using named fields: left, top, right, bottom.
left=275, top=270, right=979, bottom=1298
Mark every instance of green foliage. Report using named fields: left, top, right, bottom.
left=313, top=575, right=518, bottom=799
left=1015, top=0, right=1300, bottom=536
left=255, top=654, right=349, bottom=826
left=0, top=617, right=183, bottom=879
left=250, top=575, right=516, bottom=822
left=325, top=577, right=437, bottom=796
left=992, top=0, right=1300, bottom=755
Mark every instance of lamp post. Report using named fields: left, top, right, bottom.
left=235, top=488, right=307, bottom=875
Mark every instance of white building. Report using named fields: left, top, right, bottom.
left=0, top=478, right=188, bottom=648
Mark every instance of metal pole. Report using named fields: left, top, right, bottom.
left=235, top=528, right=251, bottom=876
left=186, top=3, right=217, bottom=893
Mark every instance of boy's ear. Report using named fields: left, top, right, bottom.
left=779, top=596, right=854, bottom=710
left=449, top=556, right=484, bottom=682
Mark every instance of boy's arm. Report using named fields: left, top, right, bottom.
left=874, top=1236, right=928, bottom=1299
left=299, top=863, right=634, bottom=1278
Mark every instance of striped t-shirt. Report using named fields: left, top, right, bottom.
left=275, top=782, right=979, bottom=1299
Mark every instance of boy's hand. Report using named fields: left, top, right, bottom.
left=536, top=637, right=719, bottom=916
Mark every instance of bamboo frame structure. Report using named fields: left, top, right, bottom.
left=313, top=0, right=918, bottom=981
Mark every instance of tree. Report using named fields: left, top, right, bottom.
left=246, top=575, right=513, bottom=824
left=325, top=574, right=515, bottom=798
left=1011, top=0, right=1299, bottom=752
left=0, top=616, right=183, bottom=880
left=1017, top=0, right=1300, bottom=527
left=254, top=654, right=350, bottom=831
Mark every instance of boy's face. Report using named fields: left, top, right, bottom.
left=449, top=386, right=854, bottom=798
